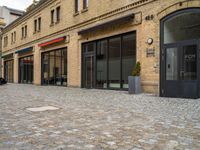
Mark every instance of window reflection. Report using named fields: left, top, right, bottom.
left=4, top=60, right=14, bottom=83
left=122, top=34, right=136, bottom=88
left=108, top=37, right=121, bottom=88
left=96, top=40, right=107, bottom=88
left=83, top=32, right=137, bottom=89
left=166, top=48, right=178, bottom=80
left=42, top=48, right=67, bottom=86
left=164, top=12, right=200, bottom=44
left=19, top=56, right=34, bottom=84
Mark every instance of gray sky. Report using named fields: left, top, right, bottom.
left=0, top=0, right=33, bottom=11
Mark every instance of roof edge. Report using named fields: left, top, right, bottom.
left=2, top=0, right=51, bottom=33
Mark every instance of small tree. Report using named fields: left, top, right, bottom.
left=132, top=62, right=141, bottom=76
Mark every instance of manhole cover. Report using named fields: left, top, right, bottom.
left=26, top=106, right=59, bottom=112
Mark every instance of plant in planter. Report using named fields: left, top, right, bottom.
left=128, top=62, right=142, bottom=94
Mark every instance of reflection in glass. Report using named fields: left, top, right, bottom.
left=43, top=53, right=49, bottom=84
left=182, top=45, right=197, bottom=80
left=4, top=60, right=14, bottom=83
left=19, top=56, right=34, bottom=84
left=122, top=34, right=136, bottom=88
left=49, top=51, right=55, bottom=85
left=62, top=49, right=67, bottom=85
left=55, top=50, right=62, bottom=85
left=85, top=56, right=94, bottom=88
left=96, top=40, right=107, bottom=88
left=164, top=12, right=200, bottom=44
left=84, top=43, right=95, bottom=52
left=42, top=48, right=67, bottom=86
left=166, top=48, right=178, bottom=80
left=108, top=37, right=121, bottom=88
left=82, top=32, right=137, bottom=89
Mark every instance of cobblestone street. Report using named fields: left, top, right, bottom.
left=0, top=84, right=200, bottom=150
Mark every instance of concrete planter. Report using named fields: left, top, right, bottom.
left=128, top=76, right=141, bottom=94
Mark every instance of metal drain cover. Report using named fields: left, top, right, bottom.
left=26, top=106, right=59, bottom=112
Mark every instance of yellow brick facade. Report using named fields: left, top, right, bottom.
left=1, top=0, right=200, bottom=95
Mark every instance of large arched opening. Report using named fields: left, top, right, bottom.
left=160, top=8, right=200, bottom=98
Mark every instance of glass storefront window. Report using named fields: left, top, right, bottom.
left=55, top=50, right=62, bottom=85
left=108, top=37, right=121, bottom=88
left=182, top=45, right=197, bottom=80
left=83, top=43, right=95, bottom=53
left=122, top=34, right=136, bottom=88
left=96, top=40, right=107, bottom=88
left=83, top=32, right=137, bottom=90
left=166, top=48, right=178, bottom=81
left=4, top=60, right=14, bottom=83
left=164, top=12, right=200, bottom=44
left=42, top=48, right=67, bottom=86
left=43, top=53, right=49, bottom=84
left=62, top=49, right=67, bottom=85
left=49, top=51, right=55, bottom=85
left=19, top=56, right=34, bottom=84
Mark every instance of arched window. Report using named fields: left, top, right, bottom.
left=163, top=10, right=200, bottom=44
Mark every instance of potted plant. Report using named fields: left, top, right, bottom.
left=128, top=62, right=141, bottom=94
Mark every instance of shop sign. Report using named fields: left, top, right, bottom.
left=146, top=48, right=155, bottom=57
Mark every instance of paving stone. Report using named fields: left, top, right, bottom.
left=0, top=84, right=200, bottom=149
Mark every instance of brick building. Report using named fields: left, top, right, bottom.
left=1, top=0, right=200, bottom=98
left=0, top=6, right=24, bottom=77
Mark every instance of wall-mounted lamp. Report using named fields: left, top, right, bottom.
left=147, top=38, right=153, bottom=45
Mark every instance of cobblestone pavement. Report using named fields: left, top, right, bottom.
left=0, top=84, right=200, bottom=150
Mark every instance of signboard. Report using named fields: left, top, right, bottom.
left=146, top=48, right=155, bottom=57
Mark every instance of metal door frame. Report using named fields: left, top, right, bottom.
left=160, top=8, right=200, bottom=98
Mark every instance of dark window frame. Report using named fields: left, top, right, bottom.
left=83, top=0, right=88, bottom=10
left=19, top=55, right=34, bottom=84
left=75, top=0, right=79, bottom=13
left=14, top=31, right=16, bottom=42
left=38, top=17, right=41, bottom=31
left=81, top=31, right=137, bottom=90
left=21, top=27, right=24, bottom=39
left=160, top=8, right=200, bottom=97
left=4, top=59, right=14, bottom=83
left=24, top=25, right=27, bottom=38
left=34, top=19, right=37, bottom=33
left=51, top=9, right=55, bottom=25
left=41, top=47, right=68, bottom=87
left=11, top=32, right=13, bottom=44
left=56, top=6, right=61, bottom=23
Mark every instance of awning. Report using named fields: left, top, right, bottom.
left=15, top=47, right=33, bottom=54
left=1, top=53, right=13, bottom=59
left=78, top=13, right=135, bottom=35
left=38, top=36, right=66, bottom=47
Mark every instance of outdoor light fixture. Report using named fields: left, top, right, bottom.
left=147, top=38, right=153, bottom=45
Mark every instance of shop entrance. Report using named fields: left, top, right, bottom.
left=82, top=32, right=136, bottom=90
left=160, top=9, right=200, bottom=98
left=19, top=55, right=34, bottom=84
left=84, top=55, right=94, bottom=88
left=41, top=48, right=67, bottom=86
left=4, top=59, right=14, bottom=83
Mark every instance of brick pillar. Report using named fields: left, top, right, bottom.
left=14, top=53, right=18, bottom=83
left=34, top=45, right=41, bottom=85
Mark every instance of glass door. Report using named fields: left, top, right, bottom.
left=84, top=55, right=94, bottom=88
left=163, top=41, right=199, bottom=98
left=4, top=60, right=14, bottom=83
left=164, top=47, right=179, bottom=97
left=41, top=48, right=67, bottom=86
left=179, top=44, right=198, bottom=98
left=19, top=56, right=34, bottom=84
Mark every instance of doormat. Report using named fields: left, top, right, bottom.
left=26, top=106, right=59, bottom=112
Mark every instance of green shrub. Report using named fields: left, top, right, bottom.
left=132, top=62, right=141, bottom=76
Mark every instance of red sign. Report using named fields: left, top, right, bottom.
left=38, top=37, right=65, bottom=47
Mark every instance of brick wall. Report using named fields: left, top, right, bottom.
left=1, top=0, right=200, bottom=94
